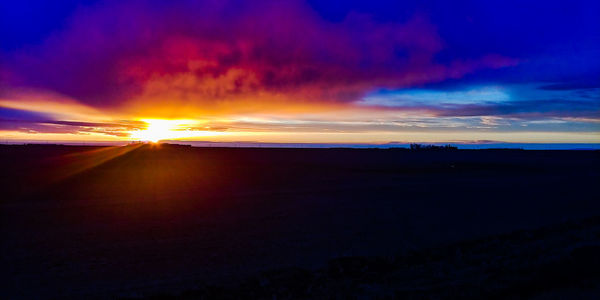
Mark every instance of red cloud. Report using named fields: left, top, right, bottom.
left=2, top=0, right=517, bottom=117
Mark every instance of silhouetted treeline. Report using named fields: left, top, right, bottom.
left=410, top=144, right=457, bottom=150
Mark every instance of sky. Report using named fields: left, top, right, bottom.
left=1, top=0, right=599, bottom=144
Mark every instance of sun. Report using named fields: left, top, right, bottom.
left=130, top=119, right=225, bottom=142
left=130, top=119, right=179, bottom=142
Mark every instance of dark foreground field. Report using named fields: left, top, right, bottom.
left=1, top=144, right=599, bottom=299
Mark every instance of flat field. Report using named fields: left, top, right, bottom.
left=1, top=144, right=599, bottom=298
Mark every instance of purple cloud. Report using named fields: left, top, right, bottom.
left=1, top=0, right=517, bottom=115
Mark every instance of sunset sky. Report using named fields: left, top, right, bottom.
left=1, top=0, right=599, bottom=144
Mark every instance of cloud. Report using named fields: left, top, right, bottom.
left=1, top=0, right=517, bottom=117
left=359, top=83, right=600, bottom=121
left=539, top=82, right=600, bottom=91
left=0, top=106, right=50, bottom=122
left=394, top=100, right=599, bottom=120
left=0, top=106, right=146, bottom=136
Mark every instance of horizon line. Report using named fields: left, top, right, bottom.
left=1, top=140, right=599, bottom=150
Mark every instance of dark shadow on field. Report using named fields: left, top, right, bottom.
left=1, top=144, right=599, bottom=298
left=123, top=216, right=600, bottom=299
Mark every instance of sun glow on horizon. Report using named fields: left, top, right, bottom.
left=129, top=119, right=226, bottom=142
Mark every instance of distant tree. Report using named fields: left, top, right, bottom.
left=410, top=144, right=457, bottom=151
